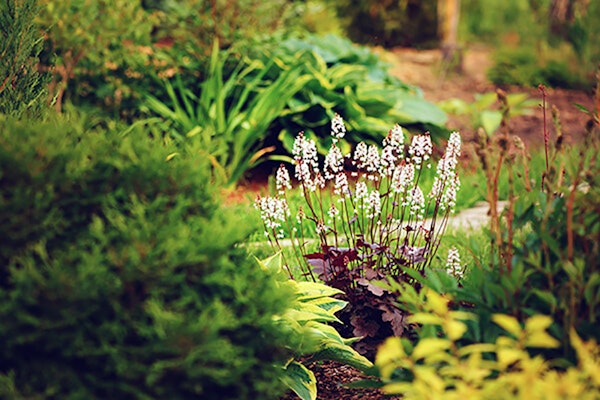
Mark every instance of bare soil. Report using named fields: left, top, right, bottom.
left=384, top=45, right=596, bottom=149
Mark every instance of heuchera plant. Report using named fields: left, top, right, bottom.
left=256, top=115, right=462, bottom=356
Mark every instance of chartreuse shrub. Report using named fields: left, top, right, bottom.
left=0, top=117, right=307, bottom=399
left=374, top=288, right=600, bottom=399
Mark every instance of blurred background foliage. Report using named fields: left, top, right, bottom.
left=27, top=0, right=599, bottom=184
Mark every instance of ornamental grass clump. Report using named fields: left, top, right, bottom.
left=256, top=115, right=462, bottom=356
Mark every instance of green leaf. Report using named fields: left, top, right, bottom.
left=281, top=361, right=317, bottom=400
left=392, top=91, right=447, bottom=125
left=305, top=296, right=347, bottom=314
left=311, top=342, right=373, bottom=372
left=530, top=289, right=557, bottom=311
left=480, top=110, right=503, bottom=135
left=296, top=281, right=344, bottom=300
left=285, top=306, right=341, bottom=324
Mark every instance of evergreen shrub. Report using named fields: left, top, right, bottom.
left=0, top=118, right=297, bottom=399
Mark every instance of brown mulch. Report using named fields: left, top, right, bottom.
left=280, top=360, right=399, bottom=400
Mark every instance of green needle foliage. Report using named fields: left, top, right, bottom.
left=0, top=0, right=49, bottom=118
left=0, top=117, right=301, bottom=399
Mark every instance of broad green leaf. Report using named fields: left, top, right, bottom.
left=392, top=91, right=447, bottom=125
left=480, top=109, right=502, bottom=135
left=327, top=63, right=367, bottom=88
left=296, top=281, right=344, bottom=300
left=305, top=296, right=347, bottom=314
left=311, top=342, right=373, bottom=372
left=285, top=305, right=341, bottom=324
left=530, top=289, right=558, bottom=311
left=281, top=361, right=317, bottom=400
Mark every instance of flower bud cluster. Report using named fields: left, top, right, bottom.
left=429, top=131, right=461, bottom=212
left=258, top=115, right=463, bottom=277
left=408, top=133, right=433, bottom=169
left=254, top=195, right=290, bottom=239
left=276, top=164, right=291, bottom=195
left=445, top=247, right=464, bottom=278
left=293, top=131, right=320, bottom=192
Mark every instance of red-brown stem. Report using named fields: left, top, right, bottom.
left=539, top=84, right=550, bottom=190
left=566, top=154, right=584, bottom=261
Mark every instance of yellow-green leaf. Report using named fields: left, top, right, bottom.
left=445, top=319, right=467, bottom=341
left=524, top=315, right=553, bottom=333
left=281, top=361, right=317, bottom=400
left=496, top=348, right=526, bottom=370
left=412, top=338, right=451, bottom=360
left=526, top=332, right=560, bottom=349
left=427, top=290, right=449, bottom=315
left=492, top=314, right=522, bottom=338
left=375, top=337, right=405, bottom=379
left=408, top=312, right=444, bottom=326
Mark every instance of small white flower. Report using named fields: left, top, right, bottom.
left=276, top=164, right=291, bottom=194
left=383, top=124, right=405, bottom=152
left=355, top=180, right=368, bottom=201
left=327, top=203, right=340, bottom=219
left=293, top=131, right=320, bottom=189
left=353, top=142, right=368, bottom=169
left=380, top=145, right=397, bottom=177
left=331, top=113, right=346, bottom=141
left=446, top=247, right=463, bottom=278
left=334, top=172, right=349, bottom=198
left=407, top=187, right=425, bottom=221
left=408, top=133, right=433, bottom=169
left=314, top=171, right=326, bottom=190
left=254, top=195, right=290, bottom=238
left=365, top=144, right=381, bottom=180
left=429, top=132, right=462, bottom=212
left=392, top=163, right=415, bottom=194
left=324, top=144, right=344, bottom=180
left=365, top=190, right=381, bottom=219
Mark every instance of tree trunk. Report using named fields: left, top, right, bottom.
left=438, top=0, right=462, bottom=71
left=549, top=0, right=575, bottom=37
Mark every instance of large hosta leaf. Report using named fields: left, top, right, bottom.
left=282, top=360, right=317, bottom=400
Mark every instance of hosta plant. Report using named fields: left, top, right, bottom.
left=256, top=115, right=463, bottom=357
left=260, top=254, right=372, bottom=400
